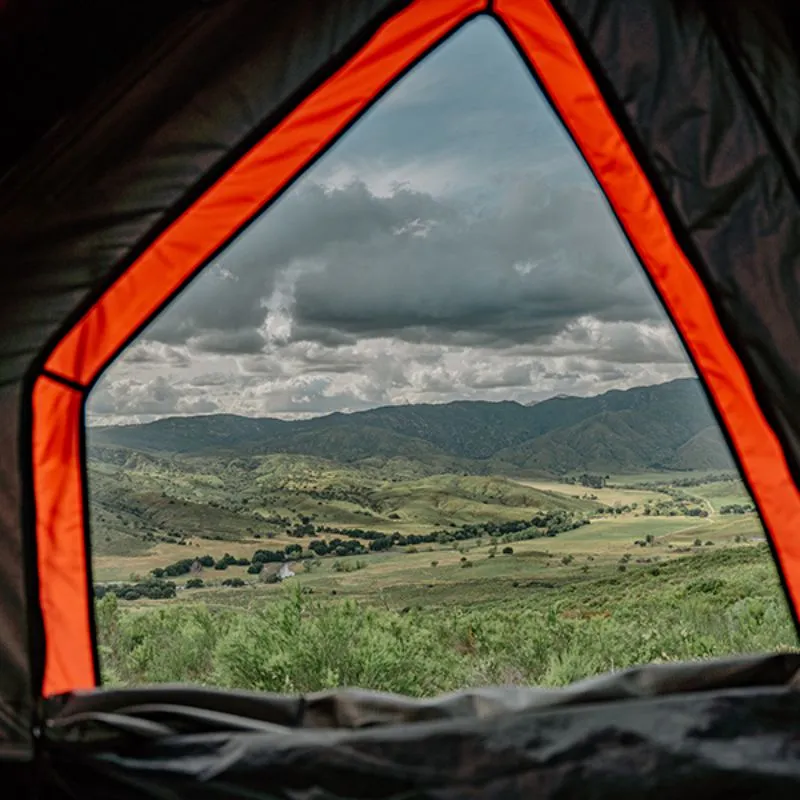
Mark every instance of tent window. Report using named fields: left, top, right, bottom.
left=83, top=16, right=794, bottom=693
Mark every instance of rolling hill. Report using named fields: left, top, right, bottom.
left=88, top=449, right=597, bottom=557
left=89, top=378, right=734, bottom=475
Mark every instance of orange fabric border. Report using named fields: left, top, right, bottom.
left=496, top=0, right=800, bottom=609
left=32, top=0, right=800, bottom=696
left=32, top=0, right=486, bottom=696
left=45, top=0, right=486, bottom=386
left=32, top=376, right=94, bottom=696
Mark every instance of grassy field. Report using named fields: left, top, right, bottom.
left=91, top=455, right=793, bottom=695
left=97, top=543, right=796, bottom=693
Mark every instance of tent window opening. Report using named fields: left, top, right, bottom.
left=62, top=15, right=794, bottom=696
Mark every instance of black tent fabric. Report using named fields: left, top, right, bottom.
left=40, top=654, right=800, bottom=798
left=2, top=0, right=800, bottom=796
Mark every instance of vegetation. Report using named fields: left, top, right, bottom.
left=90, top=379, right=731, bottom=474
left=95, top=545, right=796, bottom=693
left=86, top=381, right=796, bottom=698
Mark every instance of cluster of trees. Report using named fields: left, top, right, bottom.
left=642, top=500, right=708, bottom=518
left=560, top=473, right=608, bottom=489
left=95, top=579, right=176, bottom=601
left=144, top=510, right=591, bottom=587
left=616, top=474, right=735, bottom=491
left=150, top=552, right=251, bottom=578
left=214, top=553, right=251, bottom=570
left=721, top=503, right=755, bottom=515
left=597, top=503, right=637, bottom=516
left=366, top=514, right=589, bottom=554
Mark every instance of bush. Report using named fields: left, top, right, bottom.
left=502, top=546, right=514, bottom=555
left=95, top=547, right=797, bottom=694
left=222, top=578, right=246, bottom=588
left=96, top=579, right=177, bottom=602
left=186, top=578, right=204, bottom=589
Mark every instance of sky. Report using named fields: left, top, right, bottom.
left=87, top=17, right=692, bottom=426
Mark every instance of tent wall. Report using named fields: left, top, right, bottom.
left=547, top=0, right=800, bottom=606
left=1, top=0, right=800, bottom=753
left=0, top=0, right=415, bottom=753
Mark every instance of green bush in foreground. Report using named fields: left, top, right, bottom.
left=96, top=548, right=798, bottom=695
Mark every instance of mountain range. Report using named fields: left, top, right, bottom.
left=88, top=378, right=734, bottom=475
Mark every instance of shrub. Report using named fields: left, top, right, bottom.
left=502, top=546, right=514, bottom=555
left=222, top=578, right=246, bottom=588
left=95, top=547, right=797, bottom=694
left=186, top=578, right=204, bottom=589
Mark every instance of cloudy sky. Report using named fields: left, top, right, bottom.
left=88, top=17, right=692, bottom=425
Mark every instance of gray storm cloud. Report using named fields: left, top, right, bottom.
left=144, top=177, right=659, bottom=354
left=88, top=16, right=692, bottom=424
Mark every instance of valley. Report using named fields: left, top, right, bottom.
left=88, top=378, right=795, bottom=692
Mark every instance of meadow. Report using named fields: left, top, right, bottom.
left=97, top=544, right=796, bottom=693
left=93, top=463, right=797, bottom=695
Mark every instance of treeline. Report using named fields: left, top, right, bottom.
left=121, top=510, right=590, bottom=599
left=150, top=552, right=251, bottom=578
left=616, top=473, right=737, bottom=491
left=721, top=503, right=755, bottom=515
left=560, top=473, right=608, bottom=489
left=95, top=579, right=176, bottom=601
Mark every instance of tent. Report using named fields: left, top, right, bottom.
left=2, top=0, right=800, bottom=795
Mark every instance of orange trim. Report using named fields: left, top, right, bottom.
left=33, top=0, right=486, bottom=695
left=496, top=0, right=800, bottom=609
left=45, top=0, right=486, bottom=385
left=32, top=376, right=94, bottom=696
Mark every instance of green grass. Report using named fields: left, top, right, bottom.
left=97, top=544, right=797, bottom=693
left=88, top=453, right=596, bottom=555
left=689, top=480, right=754, bottom=511
left=90, top=454, right=792, bottom=697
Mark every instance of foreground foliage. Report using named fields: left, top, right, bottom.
left=97, top=546, right=798, bottom=694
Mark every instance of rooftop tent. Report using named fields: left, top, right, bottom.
left=2, top=0, right=800, bottom=796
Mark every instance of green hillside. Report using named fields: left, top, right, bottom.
left=88, top=449, right=597, bottom=556
left=90, top=378, right=734, bottom=474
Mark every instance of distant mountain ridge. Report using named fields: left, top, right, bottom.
left=89, top=378, right=735, bottom=474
